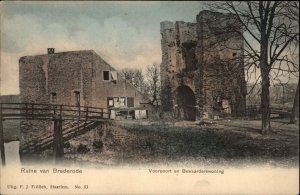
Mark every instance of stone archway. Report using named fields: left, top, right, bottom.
left=175, top=85, right=196, bottom=121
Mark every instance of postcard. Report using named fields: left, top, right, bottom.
left=0, top=1, right=299, bottom=194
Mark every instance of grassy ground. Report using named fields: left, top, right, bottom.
left=11, top=118, right=299, bottom=167
left=109, top=119, right=299, bottom=167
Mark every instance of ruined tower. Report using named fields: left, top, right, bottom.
left=160, top=10, right=247, bottom=120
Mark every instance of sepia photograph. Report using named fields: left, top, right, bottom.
left=0, top=1, right=299, bottom=194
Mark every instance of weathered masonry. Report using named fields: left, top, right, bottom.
left=19, top=49, right=152, bottom=157
left=19, top=49, right=151, bottom=118
left=160, top=10, right=247, bottom=120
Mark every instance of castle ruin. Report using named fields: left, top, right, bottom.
left=160, top=10, right=247, bottom=120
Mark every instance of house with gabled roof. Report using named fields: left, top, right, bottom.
left=19, top=48, right=152, bottom=119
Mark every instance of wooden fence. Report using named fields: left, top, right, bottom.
left=0, top=102, right=110, bottom=165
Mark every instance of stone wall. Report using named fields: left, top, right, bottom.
left=196, top=11, right=246, bottom=117
left=19, top=50, right=152, bottom=158
left=19, top=55, right=51, bottom=155
left=160, top=21, right=176, bottom=112
left=175, top=21, right=198, bottom=72
left=20, top=50, right=150, bottom=109
left=160, top=20, right=200, bottom=120
left=160, top=10, right=247, bottom=120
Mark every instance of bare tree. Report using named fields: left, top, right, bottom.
left=290, top=79, right=299, bottom=123
left=286, top=1, right=300, bottom=124
left=207, top=1, right=299, bottom=134
left=145, top=63, right=161, bottom=106
left=119, top=65, right=161, bottom=106
left=119, top=68, right=146, bottom=93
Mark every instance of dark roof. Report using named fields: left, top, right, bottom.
left=20, top=49, right=96, bottom=59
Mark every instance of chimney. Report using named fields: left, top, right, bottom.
left=47, top=48, right=55, bottom=54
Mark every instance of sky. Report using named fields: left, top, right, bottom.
left=0, top=1, right=205, bottom=95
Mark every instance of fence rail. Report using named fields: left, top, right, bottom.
left=0, top=102, right=110, bottom=121
left=0, top=102, right=112, bottom=166
left=245, top=104, right=292, bottom=118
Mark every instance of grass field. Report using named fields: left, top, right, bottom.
left=110, top=119, right=299, bottom=167
left=6, top=118, right=299, bottom=167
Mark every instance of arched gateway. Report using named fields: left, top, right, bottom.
left=175, top=85, right=196, bottom=121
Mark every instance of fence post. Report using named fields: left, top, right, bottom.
left=0, top=105, right=6, bottom=166
left=53, top=114, right=64, bottom=162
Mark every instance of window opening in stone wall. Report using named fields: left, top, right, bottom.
left=103, top=71, right=110, bottom=80
left=119, top=97, right=126, bottom=107
left=74, top=91, right=80, bottom=107
left=50, top=92, right=57, bottom=104
left=50, top=92, right=57, bottom=113
left=212, top=96, right=231, bottom=115
left=107, top=97, right=114, bottom=107
left=127, top=97, right=134, bottom=107
left=182, top=42, right=197, bottom=71
left=222, top=99, right=231, bottom=114
left=108, top=97, right=133, bottom=108
left=113, top=97, right=120, bottom=108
